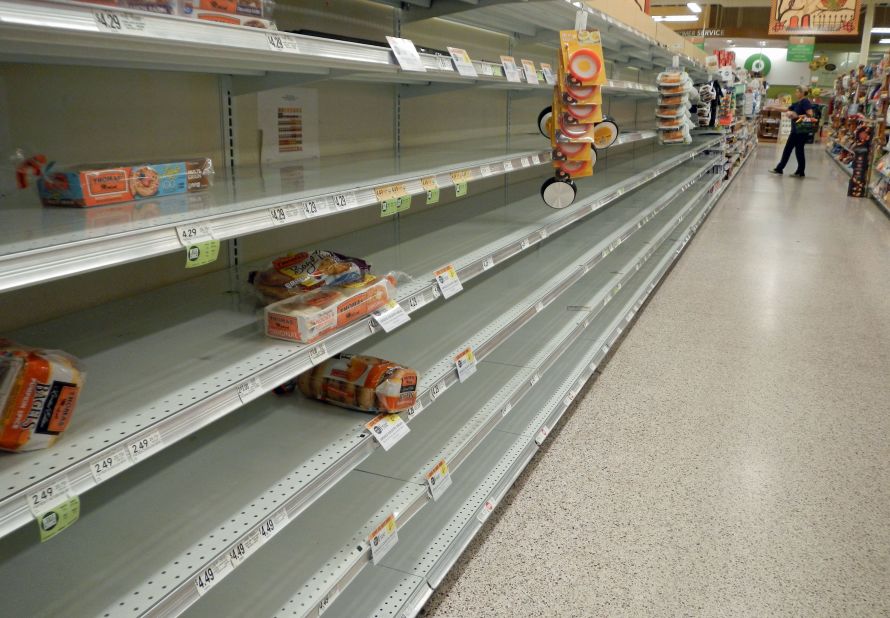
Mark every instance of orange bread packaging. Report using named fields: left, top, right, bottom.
left=280, top=354, right=418, bottom=414
left=0, top=341, right=85, bottom=452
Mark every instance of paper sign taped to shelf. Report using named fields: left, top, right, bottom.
left=380, top=195, right=411, bottom=217
left=372, top=300, right=411, bottom=332
left=455, top=182, right=468, bottom=197
left=477, top=497, right=497, bottom=523
left=366, top=414, right=410, bottom=451
left=127, top=430, right=163, bottom=463
left=266, top=32, right=301, bottom=53
left=540, top=63, right=557, bottom=85
left=434, top=264, right=463, bottom=299
left=194, top=554, right=233, bottom=597
left=481, top=256, right=494, bottom=271
left=176, top=222, right=214, bottom=247
left=369, top=514, right=399, bottom=564
left=318, top=586, right=341, bottom=616
left=185, top=240, right=220, bottom=269
left=426, top=459, right=453, bottom=501
left=27, top=476, right=72, bottom=518
left=503, top=160, right=514, bottom=172
left=237, top=376, right=264, bottom=405
left=386, top=37, right=426, bottom=72
left=38, top=495, right=80, bottom=543
left=331, top=191, right=358, bottom=211
left=535, top=425, right=550, bottom=445
left=500, top=56, right=522, bottom=83
left=520, top=59, right=539, bottom=84
left=93, top=9, right=147, bottom=35
left=521, top=157, right=530, bottom=168
left=448, top=47, right=478, bottom=78
left=454, top=347, right=477, bottom=382
left=89, top=448, right=130, bottom=483
left=375, top=182, right=409, bottom=202
left=479, top=164, right=495, bottom=178
left=422, top=177, right=440, bottom=204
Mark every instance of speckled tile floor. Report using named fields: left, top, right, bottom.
left=424, top=145, right=890, bottom=617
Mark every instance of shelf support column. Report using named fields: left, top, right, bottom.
left=860, top=0, right=876, bottom=67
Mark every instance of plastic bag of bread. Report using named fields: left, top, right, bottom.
left=264, top=273, right=399, bottom=343
left=249, top=250, right=372, bottom=303
left=0, top=341, right=85, bottom=453
left=278, top=354, right=418, bottom=414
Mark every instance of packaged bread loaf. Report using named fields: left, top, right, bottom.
left=0, top=341, right=85, bottom=453
left=249, top=250, right=371, bottom=303
left=279, top=354, right=418, bottom=413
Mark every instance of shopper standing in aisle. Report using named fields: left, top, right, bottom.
left=770, top=86, right=814, bottom=178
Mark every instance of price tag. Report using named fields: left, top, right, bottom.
left=503, top=160, right=514, bottom=172
left=269, top=204, right=298, bottom=225
left=300, top=198, right=328, bottom=219
left=176, top=222, right=214, bottom=248
left=477, top=498, right=497, bottom=523
left=408, top=398, right=424, bottom=417
left=318, top=586, right=341, bottom=616
left=447, top=47, right=478, bottom=78
left=372, top=300, right=411, bottom=332
left=500, top=56, right=522, bottom=83
left=425, top=459, right=453, bottom=501
left=479, top=164, right=495, bottom=178
left=237, top=376, right=264, bottom=405
left=266, top=32, right=301, bottom=53
left=535, top=425, right=550, bottom=445
left=38, top=495, right=80, bottom=543
left=535, top=301, right=545, bottom=313
left=257, top=507, right=290, bottom=544
left=502, top=402, right=512, bottom=417
left=521, top=157, right=531, bottom=168
left=540, top=63, right=557, bottom=85
left=93, top=9, right=147, bottom=35
left=194, top=555, right=233, bottom=596
left=449, top=169, right=471, bottom=184
left=433, top=264, right=463, bottom=299
left=532, top=154, right=542, bottom=165
left=521, top=59, right=539, bottom=84
left=365, top=414, right=410, bottom=451
left=430, top=381, right=444, bottom=400
left=454, top=347, right=477, bottom=382
left=481, top=256, right=494, bottom=271
left=375, top=182, right=408, bottom=202
left=127, top=430, right=163, bottom=463
left=386, top=36, right=426, bottom=72
left=89, top=449, right=130, bottom=483
left=422, top=177, right=440, bottom=205
left=185, top=240, right=220, bottom=269
left=309, top=343, right=328, bottom=363
left=27, top=477, right=72, bottom=518
left=380, top=195, right=411, bottom=217
left=368, top=514, right=399, bottom=564
left=455, top=182, right=468, bottom=197
left=530, top=374, right=540, bottom=387
left=540, top=229, right=549, bottom=240
left=479, top=63, right=494, bottom=76
left=331, top=191, right=358, bottom=211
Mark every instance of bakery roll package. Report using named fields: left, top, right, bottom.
left=248, top=250, right=372, bottom=303
left=35, top=157, right=214, bottom=208
left=0, top=341, right=85, bottom=453
left=278, top=354, right=418, bottom=414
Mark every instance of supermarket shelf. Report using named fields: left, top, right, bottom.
left=868, top=188, right=890, bottom=218
left=0, top=155, right=721, bottom=618
left=317, top=161, right=731, bottom=618
left=826, top=148, right=853, bottom=176
left=0, top=138, right=720, bottom=544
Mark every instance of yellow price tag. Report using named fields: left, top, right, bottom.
left=374, top=183, right=409, bottom=202
left=450, top=169, right=472, bottom=183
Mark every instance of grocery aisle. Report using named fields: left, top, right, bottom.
left=425, top=144, right=890, bottom=616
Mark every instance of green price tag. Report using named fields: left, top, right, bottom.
left=492, top=66, right=503, bottom=77
left=455, top=182, right=468, bottom=197
left=426, top=188, right=440, bottom=205
left=380, top=195, right=412, bottom=217
left=185, top=240, right=220, bottom=269
left=38, top=495, right=80, bottom=542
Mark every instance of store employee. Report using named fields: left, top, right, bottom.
left=771, top=87, right=814, bottom=178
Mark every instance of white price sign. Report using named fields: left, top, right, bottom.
left=535, top=425, right=550, bottom=445
left=176, top=223, right=214, bottom=247
left=454, top=347, right=477, bottom=382
left=386, top=36, right=426, bottom=72
left=481, top=256, right=494, bottom=271
left=433, top=264, right=463, bottom=299
left=309, top=343, right=328, bottom=363
left=27, top=477, right=72, bottom=518
left=269, top=204, right=298, bottom=225
left=257, top=507, right=290, bottom=544
left=532, top=154, right=542, bottom=165
left=372, top=300, right=411, bottom=333
left=194, top=555, right=233, bottom=597
left=521, top=157, right=531, bottom=168
left=447, top=47, right=478, bottom=78
left=300, top=198, right=327, bottom=219
left=503, top=160, right=514, bottom=172
left=331, top=191, right=358, bottom=211
left=93, top=10, right=147, bottom=35
left=365, top=414, right=410, bottom=451
left=89, top=449, right=130, bottom=483
left=318, top=586, right=341, bottom=616
left=266, top=32, right=301, bottom=53
left=479, top=164, right=495, bottom=177
left=540, top=63, right=557, bottom=85
left=237, top=376, right=264, bottom=405
left=477, top=498, right=497, bottom=523
left=520, top=59, right=539, bottom=84
left=368, top=514, right=399, bottom=564
left=127, top=430, right=163, bottom=463
left=425, top=459, right=453, bottom=501
left=500, top=55, right=522, bottom=83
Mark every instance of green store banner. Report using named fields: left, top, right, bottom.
left=787, top=36, right=815, bottom=62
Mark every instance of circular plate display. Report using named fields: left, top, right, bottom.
left=566, top=104, right=599, bottom=122
left=563, top=83, right=597, bottom=104
left=593, top=118, right=619, bottom=149
left=541, top=177, right=577, bottom=209
left=537, top=106, right=552, bottom=137
left=567, top=49, right=602, bottom=84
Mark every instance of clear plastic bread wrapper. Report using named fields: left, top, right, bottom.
left=34, top=157, right=213, bottom=208
left=264, top=272, right=404, bottom=344
left=249, top=250, right=372, bottom=304
left=0, top=341, right=85, bottom=453
left=277, top=353, right=418, bottom=414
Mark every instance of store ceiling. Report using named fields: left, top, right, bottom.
left=650, top=0, right=772, bottom=6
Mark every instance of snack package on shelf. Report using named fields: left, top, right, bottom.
left=181, top=0, right=276, bottom=28
left=264, top=273, right=399, bottom=344
left=0, top=341, right=85, bottom=453
left=249, top=250, right=372, bottom=303
left=33, top=157, right=213, bottom=208
left=276, top=354, right=418, bottom=414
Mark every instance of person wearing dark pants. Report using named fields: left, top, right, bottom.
left=771, top=87, right=814, bottom=178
